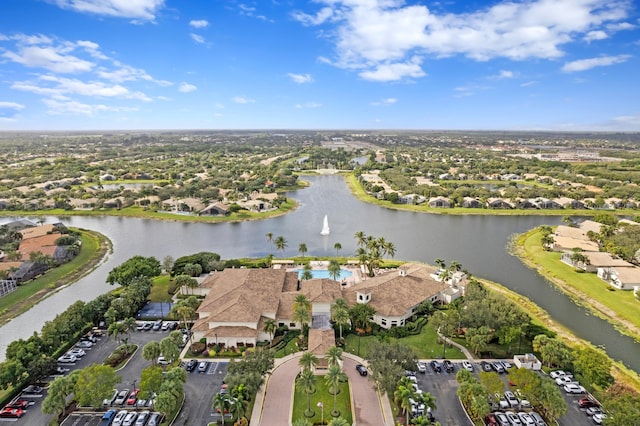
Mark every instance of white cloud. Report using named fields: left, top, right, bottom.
left=97, top=62, right=169, bottom=85
left=3, top=44, right=95, bottom=73
left=296, top=0, right=632, bottom=81
left=371, top=98, right=397, bottom=106
left=584, top=30, right=608, bottom=42
left=190, top=33, right=206, bottom=44
left=562, top=54, right=631, bottom=72
left=287, top=73, right=313, bottom=83
left=294, top=102, right=321, bottom=108
left=232, top=96, right=255, bottom=104
left=12, top=75, right=152, bottom=101
left=189, top=19, right=209, bottom=28
left=42, top=98, right=138, bottom=115
left=359, top=57, right=426, bottom=82
left=0, top=101, right=26, bottom=110
left=520, top=81, right=537, bottom=87
left=499, top=70, right=514, bottom=79
left=178, top=82, right=197, bottom=93
left=51, top=0, right=165, bottom=21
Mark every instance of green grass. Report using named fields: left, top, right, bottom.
left=0, top=229, right=107, bottom=324
left=149, top=275, right=173, bottom=302
left=343, top=325, right=465, bottom=360
left=274, top=337, right=301, bottom=358
left=292, top=376, right=352, bottom=425
left=520, top=229, right=640, bottom=341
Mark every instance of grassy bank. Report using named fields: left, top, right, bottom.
left=512, top=228, right=640, bottom=342
left=0, top=228, right=111, bottom=326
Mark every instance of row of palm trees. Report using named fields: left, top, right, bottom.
left=295, top=346, right=349, bottom=425
left=265, top=232, right=344, bottom=258
left=394, top=376, right=438, bottom=426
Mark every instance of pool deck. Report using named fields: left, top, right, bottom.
left=285, top=260, right=363, bottom=287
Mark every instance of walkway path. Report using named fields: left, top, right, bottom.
left=251, top=353, right=394, bottom=426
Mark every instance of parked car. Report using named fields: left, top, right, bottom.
left=135, top=410, right=150, bottom=425
left=143, top=322, right=153, bottom=331
left=494, top=393, right=509, bottom=410
left=152, top=320, right=163, bottom=331
left=494, top=412, right=510, bottom=426
left=549, top=370, right=567, bottom=379
left=355, top=364, right=368, bottom=376
left=112, top=410, right=128, bottom=426
left=126, top=389, right=140, bottom=405
left=461, top=360, right=474, bottom=371
left=564, top=383, right=586, bottom=394
left=114, top=389, right=130, bottom=405
left=57, top=354, right=77, bottom=363
left=4, top=398, right=30, bottom=409
left=103, top=389, right=118, bottom=406
left=529, top=411, right=547, bottom=426
left=500, top=360, right=512, bottom=369
left=579, top=397, right=601, bottom=408
left=160, top=322, right=170, bottom=331
left=197, top=361, right=208, bottom=373
left=505, top=411, right=522, bottom=425
left=99, top=409, right=118, bottom=426
left=68, top=348, right=86, bottom=358
left=147, top=412, right=163, bottom=426
left=505, top=391, right=519, bottom=408
left=592, top=413, right=608, bottom=424
left=518, top=412, right=536, bottom=425
left=430, top=360, right=442, bottom=372
left=491, top=361, right=505, bottom=374
left=480, top=361, right=492, bottom=372
left=80, top=334, right=97, bottom=343
left=0, top=408, right=25, bottom=418
left=157, top=356, right=168, bottom=365
left=586, top=407, right=604, bottom=417
left=76, top=340, right=93, bottom=348
left=416, top=361, right=427, bottom=373
left=443, top=359, right=455, bottom=373
left=484, top=413, right=498, bottom=426
left=122, top=412, right=138, bottom=426
left=555, top=375, right=575, bottom=386
left=22, top=385, right=43, bottom=395
left=185, top=359, right=197, bottom=372
left=136, top=322, right=146, bottom=331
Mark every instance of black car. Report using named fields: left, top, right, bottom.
left=443, top=360, right=455, bottom=373
left=22, top=385, right=43, bottom=395
left=480, top=361, right=493, bottom=372
left=185, top=359, right=197, bottom=372
left=430, top=360, right=442, bottom=373
left=355, top=364, right=368, bottom=376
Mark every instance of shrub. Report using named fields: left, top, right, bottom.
left=190, top=342, right=206, bottom=354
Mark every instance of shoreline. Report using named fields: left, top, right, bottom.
left=0, top=228, right=112, bottom=327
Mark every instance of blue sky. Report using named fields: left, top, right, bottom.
left=0, top=0, right=638, bottom=131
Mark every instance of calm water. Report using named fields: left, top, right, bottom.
left=295, top=269, right=353, bottom=280
left=1, top=175, right=638, bottom=372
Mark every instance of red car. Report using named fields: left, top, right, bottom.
left=5, top=399, right=30, bottom=409
left=126, top=389, right=140, bottom=405
left=0, top=407, right=25, bottom=418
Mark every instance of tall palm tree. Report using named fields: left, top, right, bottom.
left=211, top=392, right=230, bottom=424
left=296, top=369, right=317, bottom=417
left=331, top=305, right=350, bottom=339
left=333, top=242, right=342, bottom=256
left=263, top=318, right=277, bottom=343
left=298, top=351, right=319, bottom=372
left=265, top=232, right=274, bottom=251
left=293, top=294, right=311, bottom=312
left=327, top=259, right=341, bottom=281
left=298, top=243, right=308, bottom=259
left=300, top=262, right=313, bottom=281
left=394, top=384, right=416, bottom=426
left=231, top=393, right=249, bottom=424
left=324, top=346, right=343, bottom=368
left=384, top=240, right=396, bottom=259
left=292, top=304, right=311, bottom=332
left=142, top=341, right=161, bottom=366
left=354, top=231, right=366, bottom=247
left=274, top=235, right=287, bottom=254
left=325, top=365, right=347, bottom=416
left=434, top=258, right=446, bottom=270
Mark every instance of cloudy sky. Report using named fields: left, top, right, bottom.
left=0, top=0, right=638, bottom=131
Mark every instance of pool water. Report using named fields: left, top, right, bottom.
left=295, top=269, right=353, bottom=280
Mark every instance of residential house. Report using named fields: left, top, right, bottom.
left=461, top=197, right=483, bottom=208
left=533, top=198, right=562, bottom=209
left=486, top=198, right=513, bottom=209
left=398, top=194, right=426, bottom=205
left=597, top=266, right=640, bottom=290
left=199, top=202, right=230, bottom=216
left=554, top=197, right=587, bottom=210
left=428, top=197, right=452, bottom=208
left=561, top=251, right=632, bottom=273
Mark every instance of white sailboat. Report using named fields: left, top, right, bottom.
left=320, top=214, right=330, bottom=235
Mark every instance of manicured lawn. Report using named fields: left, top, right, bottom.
left=292, top=375, right=352, bottom=425
left=343, top=325, right=465, bottom=360
left=149, top=275, right=173, bottom=302
left=522, top=229, right=640, bottom=338
left=274, top=337, right=300, bottom=358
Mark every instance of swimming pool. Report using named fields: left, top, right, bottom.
left=295, top=269, right=353, bottom=280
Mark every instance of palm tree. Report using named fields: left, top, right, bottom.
left=325, top=365, right=347, bottom=416
left=263, top=318, right=277, bottom=343
left=325, top=346, right=343, bottom=368
left=293, top=294, right=311, bottom=312
left=327, top=418, right=350, bottom=426
left=298, top=351, right=319, bottom=372
left=121, top=317, right=137, bottom=348
left=231, top=393, right=249, bottom=424
left=331, top=304, right=350, bottom=340
left=434, top=258, right=446, bottom=270
left=383, top=240, right=396, bottom=259
left=274, top=235, right=287, bottom=254
left=177, top=305, right=195, bottom=330
left=449, top=260, right=462, bottom=272
left=327, top=259, right=341, bottom=281
left=292, top=304, right=311, bottom=332
left=212, top=392, right=230, bottom=424
left=394, top=384, right=416, bottom=426
left=333, top=242, right=342, bottom=256
left=300, top=262, right=313, bottom=281
left=354, top=231, right=366, bottom=247
left=296, top=368, right=317, bottom=418
left=160, top=336, right=180, bottom=364
left=292, top=419, right=312, bottom=426
left=298, top=243, right=308, bottom=259
left=265, top=232, right=274, bottom=251
left=142, top=341, right=161, bottom=366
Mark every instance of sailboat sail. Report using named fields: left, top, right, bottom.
left=320, top=215, right=330, bottom=235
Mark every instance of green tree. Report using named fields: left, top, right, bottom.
left=331, top=302, right=350, bottom=340
left=299, top=351, right=319, bottom=372
left=325, top=346, right=343, bottom=368
left=466, top=326, right=493, bottom=356
left=394, top=383, right=415, bottom=426
left=327, top=418, right=350, bottom=426
left=602, top=388, right=640, bottom=426
left=296, top=368, right=317, bottom=417
left=212, top=392, right=230, bottom=424
left=160, top=336, right=180, bottom=364
left=325, top=365, right=347, bottom=416
left=300, top=262, right=313, bottom=281
left=42, top=373, right=76, bottom=418
left=573, top=347, right=614, bottom=390
left=0, top=360, right=26, bottom=390
left=274, top=235, right=287, bottom=254
left=430, top=310, right=456, bottom=358
left=74, top=364, right=120, bottom=408
left=298, top=243, right=308, bottom=258
left=328, top=259, right=341, bottom=281
left=139, top=365, right=164, bottom=400
left=349, top=303, right=376, bottom=332
left=367, top=340, right=417, bottom=395
left=106, top=255, right=161, bottom=286
left=333, top=242, right=342, bottom=256
left=265, top=232, right=274, bottom=251
left=479, top=371, right=504, bottom=397
left=263, top=318, right=277, bottom=343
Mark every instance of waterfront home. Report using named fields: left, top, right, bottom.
left=597, top=266, right=640, bottom=290
left=561, top=251, right=632, bottom=273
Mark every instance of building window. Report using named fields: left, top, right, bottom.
left=391, top=321, right=398, bottom=326
left=358, top=294, right=363, bottom=301
left=278, top=322, right=284, bottom=327
left=381, top=319, right=387, bottom=326
left=290, top=322, right=296, bottom=327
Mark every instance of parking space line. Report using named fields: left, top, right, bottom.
left=207, top=362, right=218, bottom=374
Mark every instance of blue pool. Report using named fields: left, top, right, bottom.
left=295, top=269, right=353, bottom=280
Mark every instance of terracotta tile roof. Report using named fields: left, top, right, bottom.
left=0, top=261, right=22, bottom=271
left=299, top=279, right=344, bottom=303
left=19, top=224, right=56, bottom=239
left=343, top=264, right=443, bottom=317
left=583, top=252, right=632, bottom=268
left=19, top=234, right=61, bottom=261
left=307, top=329, right=336, bottom=357
left=203, top=325, right=259, bottom=339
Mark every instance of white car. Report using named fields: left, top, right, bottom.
left=564, top=383, right=586, bottom=394
left=518, top=412, right=536, bottom=425
left=549, top=370, right=566, bottom=379
left=67, top=348, right=85, bottom=358
left=555, top=375, right=575, bottom=386
left=461, top=360, right=474, bottom=371
left=157, top=356, right=169, bottom=365
left=592, top=413, right=607, bottom=424
left=416, top=361, right=427, bottom=373
left=57, top=354, right=77, bottom=363
left=76, top=340, right=93, bottom=348
left=112, top=410, right=128, bottom=426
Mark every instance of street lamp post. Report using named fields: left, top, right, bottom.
left=317, top=401, right=324, bottom=425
